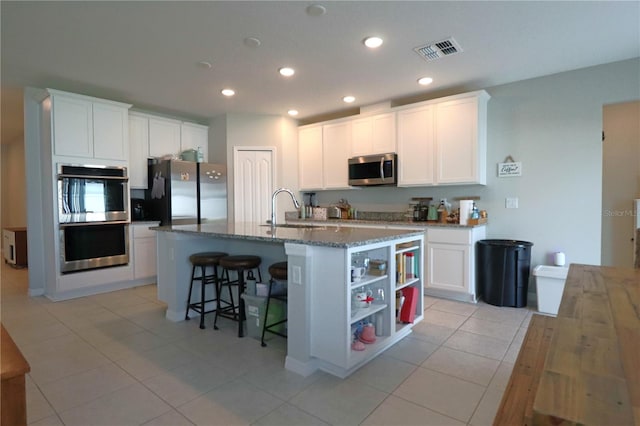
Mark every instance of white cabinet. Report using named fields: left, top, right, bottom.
left=181, top=122, right=208, bottom=161
left=322, top=120, right=352, bottom=189
left=435, top=94, right=488, bottom=185
left=397, top=105, right=435, bottom=186
left=308, top=234, right=423, bottom=377
left=426, top=226, right=485, bottom=302
left=131, top=223, right=158, bottom=281
left=298, top=125, right=324, bottom=190
left=49, top=89, right=131, bottom=161
left=128, top=113, right=150, bottom=189
left=351, top=112, right=396, bottom=156
left=149, top=116, right=181, bottom=158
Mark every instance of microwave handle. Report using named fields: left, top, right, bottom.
left=380, top=157, right=385, bottom=181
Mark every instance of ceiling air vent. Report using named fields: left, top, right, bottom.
left=414, top=38, right=463, bottom=62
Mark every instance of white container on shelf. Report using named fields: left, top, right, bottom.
left=533, top=265, right=569, bottom=315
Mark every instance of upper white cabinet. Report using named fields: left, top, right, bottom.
left=181, top=122, right=208, bottom=161
left=148, top=116, right=181, bottom=158
left=396, top=90, right=489, bottom=187
left=351, top=112, right=396, bottom=156
left=397, top=104, right=435, bottom=186
left=299, top=125, right=324, bottom=190
left=49, top=89, right=131, bottom=161
left=128, top=113, right=150, bottom=189
left=322, top=120, right=352, bottom=189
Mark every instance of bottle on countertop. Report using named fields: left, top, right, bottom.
left=437, top=199, right=448, bottom=223
left=470, top=202, right=480, bottom=220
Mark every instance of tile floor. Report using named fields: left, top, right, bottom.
left=1, top=262, right=534, bottom=425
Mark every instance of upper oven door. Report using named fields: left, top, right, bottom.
left=348, top=153, right=397, bottom=186
left=57, top=164, right=129, bottom=223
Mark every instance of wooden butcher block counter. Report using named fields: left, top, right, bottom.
left=532, top=264, right=640, bottom=425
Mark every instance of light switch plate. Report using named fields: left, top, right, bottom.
left=506, top=197, right=519, bottom=209
left=291, top=265, right=302, bottom=285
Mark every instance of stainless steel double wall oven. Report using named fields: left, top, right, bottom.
left=57, top=164, right=130, bottom=273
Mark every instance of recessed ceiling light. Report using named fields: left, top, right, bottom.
left=243, top=37, right=261, bottom=48
left=279, top=67, right=295, bottom=77
left=363, top=36, right=383, bottom=49
left=288, top=109, right=299, bottom=116
left=306, top=4, right=327, bottom=16
left=196, top=61, right=213, bottom=69
left=343, top=95, right=356, bottom=103
left=418, top=77, right=434, bottom=86
left=221, top=89, right=235, bottom=97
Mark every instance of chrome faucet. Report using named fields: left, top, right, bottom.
left=270, top=188, right=300, bottom=226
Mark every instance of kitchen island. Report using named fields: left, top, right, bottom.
left=153, top=221, right=425, bottom=377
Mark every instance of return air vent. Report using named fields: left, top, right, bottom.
left=414, top=38, right=462, bottom=62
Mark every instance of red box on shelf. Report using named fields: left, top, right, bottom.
left=399, top=287, right=418, bottom=323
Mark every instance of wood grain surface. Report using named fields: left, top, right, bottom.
left=1, top=324, right=30, bottom=426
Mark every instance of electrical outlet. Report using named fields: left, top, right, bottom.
left=506, top=197, right=519, bottom=209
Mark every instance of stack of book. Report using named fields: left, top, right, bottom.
left=395, top=251, right=417, bottom=284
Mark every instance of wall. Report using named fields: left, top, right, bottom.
left=314, top=58, right=640, bottom=270
left=602, top=101, right=640, bottom=267
left=1, top=137, right=27, bottom=229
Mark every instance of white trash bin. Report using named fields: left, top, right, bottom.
left=533, top=265, right=569, bottom=315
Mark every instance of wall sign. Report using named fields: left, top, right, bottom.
left=498, top=156, right=522, bottom=177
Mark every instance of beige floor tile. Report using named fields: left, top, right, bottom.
left=27, top=341, right=112, bottom=385
left=423, top=296, right=441, bottom=309
left=112, top=301, right=167, bottom=318
left=5, top=320, right=73, bottom=348
left=58, top=382, right=171, bottom=425
left=88, top=289, right=151, bottom=310
left=39, top=362, right=136, bottom=412
left=240, top=364, right=326, bottom=401
left=410, top=321, right=456, bottom=345
left=488, top=361, right=514, bottom=392
left=115, top=343, right=200, bottom=381
left=469, top=387, right=504, bottom=426
left=459, top=317, right=519, bottom=342
left=430, top=299, right=478, bottom=317
left=471, top=305, right=529, bottom=326
left=28, top=414, right=65, bottom=426
left=443, top=330, right=510, bottom=361
left=349, top=354, right=417, bottom=393
left=142, top=409, right=195, bottom=425
left=423, top=309, right=469, bottom=329
left=362, top=395, right=465, bottom=426
left=26, top=375, right=56, bottom=424
left=289, top=375, right=388, bottom=425
left=88, top=330, right=169, bottom=360
left=177, top=378, right=284, bottom=425
left=421, top=346, right=500, bottom=386
left=513, top=326, right=528, bottom=344
left=253, top=403, right=329, bottom=425
left=381, top=336, right=439, bottom=365
left=502, top=339, right=523, bottom=363
left=393, top=368, right=485, bottom=423
left=142, top=358, right=237, bottom=407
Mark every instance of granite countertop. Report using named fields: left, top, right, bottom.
left=287, top=218, right=487, bottom=229
left=151, top=221, right=423, bottom=248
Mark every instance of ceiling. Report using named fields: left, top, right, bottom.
left=2, top=1, right=639, bottom=144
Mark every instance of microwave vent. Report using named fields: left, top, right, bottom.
left=414, top=38, right=462, bottom=62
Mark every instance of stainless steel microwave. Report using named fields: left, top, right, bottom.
left=348, top=153, right=397, bottom=186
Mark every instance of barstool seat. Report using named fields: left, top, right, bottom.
left=215, top=255, right=262, bottom=337
left=185, top=251, right=228, bottom=329
left=261, top=261, right=288, bottom=347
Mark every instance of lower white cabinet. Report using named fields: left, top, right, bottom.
left=425, top=227, right=485, bottom=302
left=131, top=223, right=158, bottom=281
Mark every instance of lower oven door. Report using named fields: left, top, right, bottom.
left=60, top=223, right=129, bottom=273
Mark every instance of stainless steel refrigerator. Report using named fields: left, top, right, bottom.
left=148, top=159, right=227, bottom=226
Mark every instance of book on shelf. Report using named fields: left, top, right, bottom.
left=396, top=251, right=419, bottom=284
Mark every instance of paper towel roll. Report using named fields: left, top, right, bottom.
left=459, top=200, right=474, bottom=225
left=554, top=252, right=566, bottom=266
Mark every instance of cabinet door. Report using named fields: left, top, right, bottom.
left=435, top=97, right=479, bottom=184
left=148, top=117, right=181, bottom=158
left=52, top=95, right=93, bottom=158
left=181, top=123, right=208, bottom=161
left=298, top=125, right=324, bottom=190
left=322, top=121, right=351, bottom=189
left=397, top=105, right=435, bottom=186
left=93, top=102, right=128, bottom=161
left=371, top=112, right=396, bottom=154
left=426, top=242, right=470, bottom=293
left=129, top=115, right=149, bottom=189
left=351, top=117, right=373, bottom=156
left=134, top=237, right=157, bottom=279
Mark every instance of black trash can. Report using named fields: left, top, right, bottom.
left=477, top=239, right=533, bottom=307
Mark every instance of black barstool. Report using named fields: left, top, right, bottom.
left=261, top=261, right=288, bottom=347
left=185, top=251, right=228, bottom=329
left=215, top=255, right=262, bottom=337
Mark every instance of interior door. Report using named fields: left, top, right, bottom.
left=233, top=149, right=274, bottom=223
